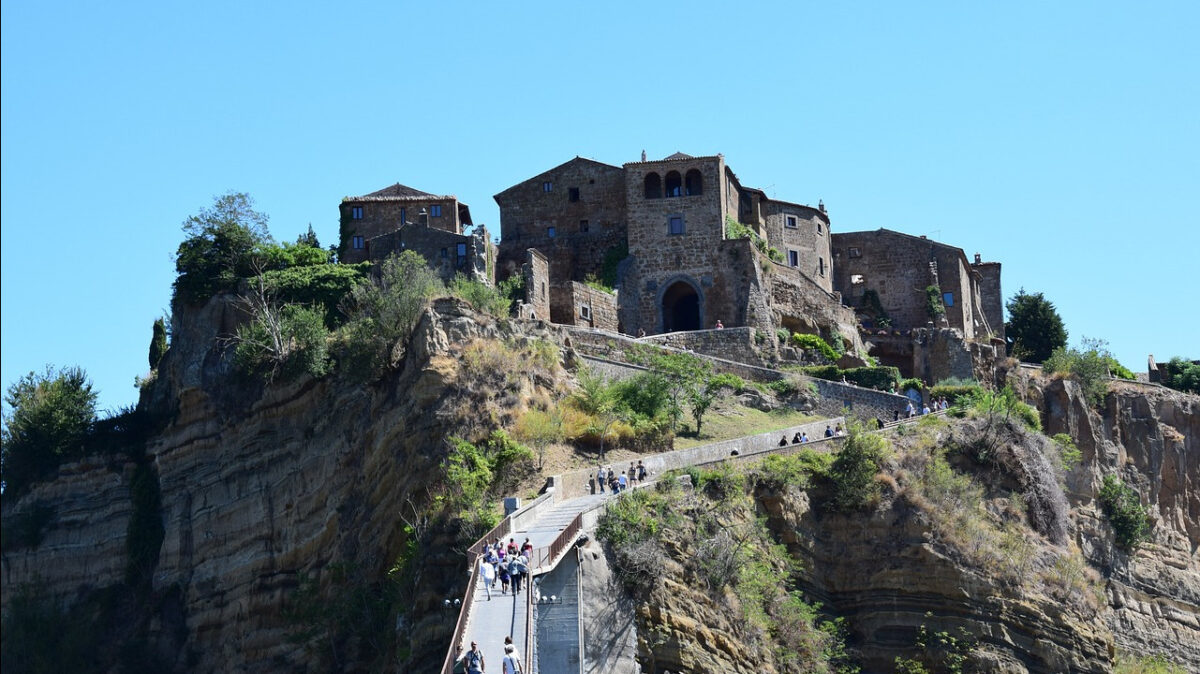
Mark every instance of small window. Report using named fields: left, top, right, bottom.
left=943, top=292, right=954, bottom=307
left=430, top=204, right=443, bottom=217
left=668, top=216, right=684, bottom=235
left=542, top=181, right=553, bottom=192
left=817, top=222, right=824, bottom=234
left=440, top=247, right=448, bottom=258
left=580, top=305, right=591, bottom=319
left=351, top=206, right=363, bottom=220
left=785, top=215, right=798, bottom=229
left=547, top=226, right=556, bottom=238
left=819, top=257, right=826, bottom=276
left=400, top=208, right=406, bottom=224
left=456, top=243, right=467, bottom=257
left=848, top=247, right=861, bottom=258
left=851, top=274, right=865, bottom=285
left=352, top=235, right=364, bottom=249
left=579, top=220, right=589, bottom=233
left=788, top=250, right=799, bottom=267
left=568, top=187, right=580, bottom=202
left=541, top=282, right=546, bottom=299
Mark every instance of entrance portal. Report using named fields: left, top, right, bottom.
left=661, top=281, right=701, bottom=332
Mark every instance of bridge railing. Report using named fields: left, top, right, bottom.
left=439, top=556, right=481, bottom=674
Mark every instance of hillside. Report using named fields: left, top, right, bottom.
left=1, top=291, right=1197, bottom=673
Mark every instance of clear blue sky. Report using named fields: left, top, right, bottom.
left=3, top=1, right=1197, bottom=413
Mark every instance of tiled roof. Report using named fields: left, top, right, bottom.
left=664, top=151, right=693, bottom=160
left=366, top=183, right=436, bottom=198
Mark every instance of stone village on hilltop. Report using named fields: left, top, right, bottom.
left=336, top=151, right=1006, bottom=383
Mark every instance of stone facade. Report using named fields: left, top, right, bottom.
left=521, top=249, right=550, bottom=321
left=365, top=222, right=493, bottom=284
left=339, top=183, right=473, bottom=264
left=565, top=282, right=618, bottom=331
left=760, top=200, right=833, bottom=293
left=831, top=229, right=1001, bottom=341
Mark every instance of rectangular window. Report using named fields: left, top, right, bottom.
left=848, top=247, right=861, bottom=258
left=547, top=226, right=556, bottom=238
left=430, top=204, right=443, bottom=217
left=943, top=292, right=955, bottom=307
left=817, top=222, right=824, bottom=234
left=456, top=243, right=467, bottom=257
left=785, top=215, right=798, bottom=229
left=351, top=206, right=363, bottom=220
left=580, top=305, right=591, bottom=319
left=579, top=219, right=589, bottom=232
left=400, top=208, right=406, bottom=224
left=788, top=250, right=799, bottom=267
left=568, top=187, right=580, bottom=202
left=542, top=181, right=553, bottom=192
left=819, top=257, right=826, bottom=275
left=668, top=215, right=684, bottom=235
left=352, top=235, right=364, bottom=249
left=440, top=248, right=448, bottom=258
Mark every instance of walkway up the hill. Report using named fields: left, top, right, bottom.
left=460, top=493, right=608, bottom=672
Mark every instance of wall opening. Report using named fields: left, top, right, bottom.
left=664, top=171, right=682, bottom=197
left=644, top=173, right=662, bottom=199
left=661, top=280, right=701, bottom=332
left=684, top=169, right=703, bottom=195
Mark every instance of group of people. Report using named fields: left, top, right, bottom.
left=459, top=635, right=524, bottom=674
left=778, top=423, right=842, bottom=447
left=595, top=461, right=648, bottom=494
left=902, top=397, right=951, bottom=418
left=479, top=537, right=533, bottom=599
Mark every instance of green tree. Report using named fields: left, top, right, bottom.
left=1098, top=475, right=1151, bottom=550
left=1, top=366, right=98, bottom=496
left=1005, top=289, right=1067, bottom=363
left=827, top=423, right=887, bottom=512
left=515, top=407, right=564, bottom=470
left=296, top=224, right=321, bottom=249
left=1043, top=337, right=1121, bottom=406
left=148, top=317, right=169, bottom=370
left=173, top=192, right=272, bottom=304
left=687, top=373, right=742, bottom=437
left=1162, top=357, right=1200, bottom=394
left=572, top=369, right=624, bottom=460
left=338, top=251, right=444, bottom=375
left=634, top=350, right=711, bottom=435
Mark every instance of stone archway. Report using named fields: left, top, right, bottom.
left=661, top=279, right=701, bottom=332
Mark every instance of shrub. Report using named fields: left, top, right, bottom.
left=1160, top=356, right=1199, bottom=394
left=899, top=377, right=924, bottom=394
left=1098, top=475, right=1151, bottom=550
left=1044, top=337, right=1121, bottom=405
left=1, top=366, right=97, bottom=497
left=1114, top=653, right=1188, bottom=674
left=233, top=302, right=331, bottom=381
left=598, top=241, right=628, bottom=289
left=1050, top=433, right=1082, bottom=471
left=260, top=262, right=371, bottom=327
left=827, top=424, right=888, bottom=511
left=966, top=386, right=1041, bottom=432
left=755, top=450, right=832, bottom=488
left=448, top=274, right=510, bottom=317
left=251, top=240, right=329, bottom=271
left=337, top=251, right=443, bottom=376
left=929, top=383, right=982, bottom=405
left=497, top=273, right=525, bottom=314
left=795, top=364, right=900, bottom=390
left=125, top=463, right=164, bottom=585
left=792, top=333, right=840, bottom=362
left=924, top=285, right=946, bottom=319
left=775, top=328, right=790, bottom=344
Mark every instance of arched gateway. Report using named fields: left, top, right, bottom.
left=660, top=279, right=702, bottom=332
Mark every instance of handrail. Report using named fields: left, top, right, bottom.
left=529, top=511, right=583, bottom=573
left=440, top=556, right=481, bottom=674
left=525, top=576, right=534, bottom=673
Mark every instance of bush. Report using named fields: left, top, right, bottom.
left=924, top=285, right=946, bottom=319
left=929, top=383, right=982, bottom=405
left=1, top=366, right=97, bottom=497
left=795, top=364, right=901, bottom=390
left=827, top=424, right=888, bottom=512
left=792, top=333, right=840, bottom=362
left=598, top=241, right=628, bottom=289
left=260, top=262, right=371, bottom=327
left=233, top=302, right=331, bottom=382
left=251, top=241, right=329, bottom=271
left=448, top=275, right=510, bottom=317
left=337, top=251, right=443, bottom=376
left=899, top=378, right=924, bottom=394
left=1160, top=357, right=1200, bottom=394
left=965, top=386, right=1041, bottom=432
left=1050, top=433, right=1082, bottom=471
left=1044, top=337, right=1121, bottom=405
left=148, top=317, right=169, bottom=369
left=1098, top=475, right=1151, bottom=550
left=755, top=450, right=832, bottom=488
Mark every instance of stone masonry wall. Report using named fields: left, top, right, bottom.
left=566, top=282, right=619, bottom=331
left=495, top=158, right=627, bottom=285
left=762, top=201, right=834, bottom=293
left=340, top=197, right=462, bottom=263
left=522, top=249, right=550, bottom=321
left=973, top=260, right=1004, bottom=340
left=366, top=222, right=486, bottom=282
left=643, top=327, right=775, bottom=368
left=768, top=263, right=864, bottom=354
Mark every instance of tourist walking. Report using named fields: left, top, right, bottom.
left=596, top=464, right=605, bottom=493
left=461, top=641, right=485, bottom=674
left=637, top=460, right=647, bottom=482
left=502, top=637, right=524, bottom=674
left=480, top=558, right=495, bottom=600
left=618, top=472, right=627, bottom=492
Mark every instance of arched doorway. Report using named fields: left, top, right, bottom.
left=661, top=280, right=701, bottom=332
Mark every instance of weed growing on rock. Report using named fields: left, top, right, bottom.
left=1098, top=475, right=1152, bottom=551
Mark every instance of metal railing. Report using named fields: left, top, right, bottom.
left=440, top=556, right=481, bottom=674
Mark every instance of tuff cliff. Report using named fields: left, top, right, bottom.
left=1, top=296, right=566, bottom=671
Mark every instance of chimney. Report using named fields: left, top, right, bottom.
left=974, top=253, right=982, bottom=264
left=818, top=199, right=825, bottom=213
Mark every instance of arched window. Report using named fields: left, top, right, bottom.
left=644, top=172, right=662, bottom=199
left=664, top=171, right=682, bottom=197
left=684, top=169, right=703, bottom=196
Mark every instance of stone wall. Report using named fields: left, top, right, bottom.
left=762, top=201, right=834, bottom=293
left=522, top=249, right=550, bottom=321
left=566, top=282, right=619, bottom=331
left=973, top=260, right=1004, bottom=340
left=340, top=196, right=464, bottom=263
left=365, top=222, right=490, bottom=283
left=643, top=327, right=775, bottom=368
left=768, top=263, right=864, bottom=353
left=495, top=157, right=627, bottom=286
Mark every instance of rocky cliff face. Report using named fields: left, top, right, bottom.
left=1, top=296, right=565, bottom=672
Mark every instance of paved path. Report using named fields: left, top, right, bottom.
left=459, top=493, right=609, bottom=672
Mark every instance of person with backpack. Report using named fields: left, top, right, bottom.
left=501, top=643, right=523, bottom=674
left=460, top=641, right=485, bottom=674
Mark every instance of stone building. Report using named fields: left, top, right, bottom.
left=495, top=152, right=859, bottom=348
left=830, top=229, right=1003, bottom=375
left=337, top=182, right=492, bottom=284
left=339, top=183, right=474, bottom=264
